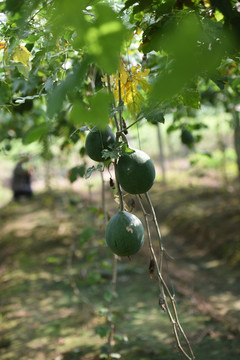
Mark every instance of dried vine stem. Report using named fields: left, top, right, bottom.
left=105, top=72, right=128, bottom=351
left=99, top=168, right=119, bottom=351
left=137, top=194, right=196, bottom=360
left=145, top=192, right=164, bottom=298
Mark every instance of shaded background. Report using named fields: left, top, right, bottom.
left=1, top=116, right=240, bottom=360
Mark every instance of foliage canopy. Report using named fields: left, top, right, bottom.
left=0, top=0, right=240, bottom=149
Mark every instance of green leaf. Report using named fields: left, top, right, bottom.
left=0, top=82, right=11, bottom=105
left=15, top=64, right=30, bottom=78
left=150, top=12, right=232, bottom=103
left=46, top=256, right=59, bottom=264
left=70, top=91, right=112, bottom=128
left=102, top=142, right=135, bottom=160
left=143, top=106, right=165, bottom=124
left=87, top=271, right=101, bottom=284
left=47, top=58, right=89, bottom=118
left=181, top=88, right=200, bottom=109
left=95, top=325, right=110, bottom=338
left=104, top=290, right=114, bottom=303
left=167, top=124, right=179, bottom=133
left=5, top=0, right=24, bottom=13
left=102, top=142, right=122, bottom=160
left=68, top=165, right=86, bottom=183
left=121, top=144, right=135, bottom=155
left=85, top=164, right=103, bottom=179
left=44, top=78, right=54, bottom=92
left=23, top=123, right=50, bottom=144
left=52, top=0, right=89, bottom=36
left=84, top=4, right=127, bottom=73
left=100, top=260, right=112, bottom=270
left=53, top=2, right=127, bottom=74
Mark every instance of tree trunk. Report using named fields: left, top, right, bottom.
left=233, top=111, right=240, bottom=185
left=156, top=124, right=166, bottom=184
left=44, top=160, right=51, bottom=191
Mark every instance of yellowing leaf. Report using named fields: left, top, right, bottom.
left=0, top=42, right=5, bottom=50
left=137, top=68, right=150, bottom=77
left=203, top=0, right=211, bottom=7
left=137, top=78, right=151, bottom=93
left=131, top=65, right=140, bottom=74
left=13, top=45, right=31, bottom=67
left=56, top=42, right=61, bottom=51
left=136, top=28, right=142, bottom=36
left=103, top=59, right=151, bottom=118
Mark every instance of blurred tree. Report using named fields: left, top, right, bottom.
left=195, top=56, right=240, bottom=183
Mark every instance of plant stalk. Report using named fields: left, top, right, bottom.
left=137, top=195, right=196, bottom=360
left=145, top=192, right=164, bottom=272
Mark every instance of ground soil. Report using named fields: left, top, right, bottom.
left=0, top=182, right=240, bottom=360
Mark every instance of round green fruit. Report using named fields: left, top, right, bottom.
left=181, top=129, right=194, bottom=145
left=106, top=211, right=144, bottom=257
left=116, top=148, right=155, bottom=194
left=85, top=126, right=115, bottom=162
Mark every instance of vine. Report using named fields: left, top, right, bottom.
left=83, top=60, right=196, bottom=359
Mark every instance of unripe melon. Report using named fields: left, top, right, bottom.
left=85, top=126, right=115, bottom=162
left=116, top=148, right=155, bottom=194
left=106, top=211, right=144, bottom=257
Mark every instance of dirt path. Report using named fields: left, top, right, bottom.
left=0, top=188, right=239, bottom=360
left=162, top=231, right=240, bottom=334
